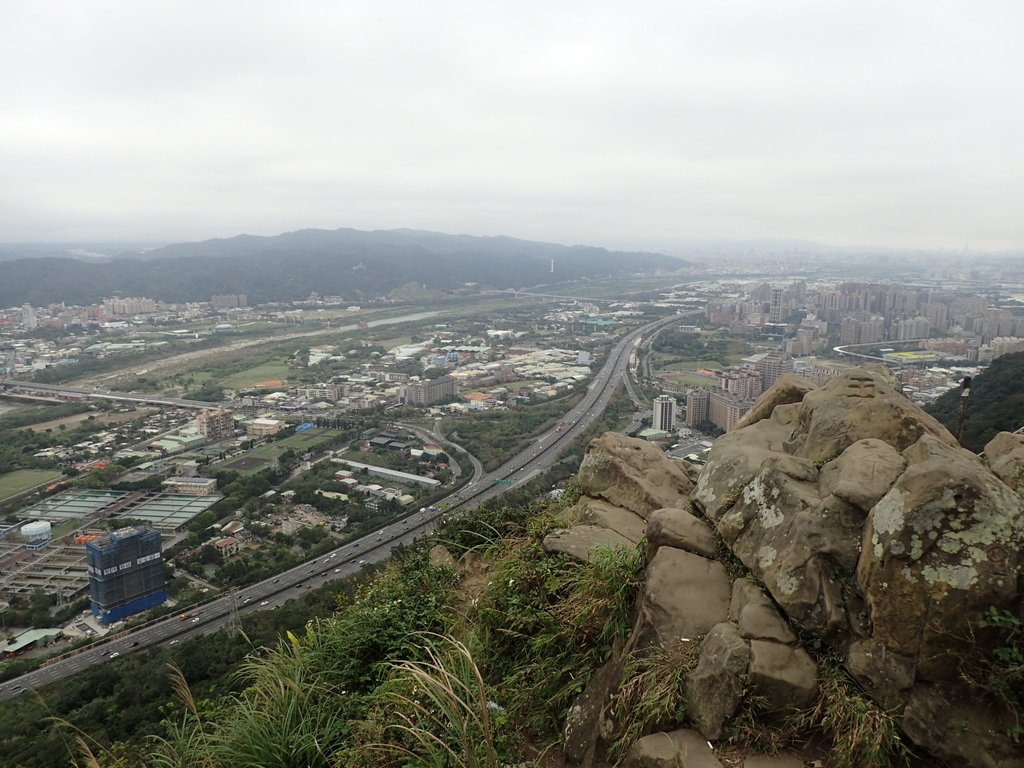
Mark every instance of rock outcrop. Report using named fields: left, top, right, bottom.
left=578, top=432, right=694, bottom=516
left=553, top=375, right=1024, bottom=767
left=691, top=367, right=1024, bottom=767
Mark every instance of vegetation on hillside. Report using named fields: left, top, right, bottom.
left=926, top=351, right=1024, bottom=451
left=0, top=228, right=685, bottom=306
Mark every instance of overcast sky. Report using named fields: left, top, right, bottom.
left=2, top=1, right=1021, bottom=252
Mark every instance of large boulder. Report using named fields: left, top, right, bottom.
left=578, top=433, right=695, bottom=517
left=714, top=462, right=856, bottom=635
left=858, top=434, right=1024, bottom=681
left=569, top=495, right=648, bottom=543
left=543, top=525, right=636, bottom=564
left=747, top=640, right=818, bottom=713
left=636, top=547, right=731, bottom=647
left=733, top=373, right=815, bottom=431
left=818, top=437, right=905, bottom=513
left=785, top=368, right=956, bottom=464
left=645, top=507, right=717, bottom=560
left=685, top=366, right=1024, bottom=767
left=685, top=622, right=750, bottom=739
left=622, top=729, right=723, bottom=768
left=729, top=579, right=796, bottom=644
left=983, top=430, right=1024, bottom=493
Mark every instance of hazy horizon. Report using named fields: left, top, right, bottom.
left=2, top=2, right=1022, bottom=251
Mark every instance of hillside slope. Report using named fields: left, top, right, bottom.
left=0, top=228, right=686, bottom=305
left=926, top=351, right=1024, bottom=452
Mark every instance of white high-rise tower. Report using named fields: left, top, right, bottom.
left=652, top=395, right=676, bottom=433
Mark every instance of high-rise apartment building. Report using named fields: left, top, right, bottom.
left=652, top=395, right=676, bottom=433
left=196, top=407, right=235, bottom=441
left=757, top=351, right=793, bottom=390
left=401, top=375, right=457, bottom=406
left=685, top=389, right=710, bottom=427
left=21, top=304, right=38, bottom=330
left=709, top=391, right=746, bottom=432
left=720, top=370, right=762, bottom=401
left=769, top=288, right=784, bottom=324
left=86, top=526, right=166, bottom=624
left=211, top=294, right=248, bottom=309
left=103, top=297, right=156, bottom=316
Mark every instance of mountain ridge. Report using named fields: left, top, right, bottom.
left=0, top=227, right=686, bottom=306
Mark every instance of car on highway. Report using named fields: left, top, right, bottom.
left=358, top=559, right=366, bottom=565
left=109, top=652, right=120, bottom=659
left=169, top=640, right=179, bottom=646
left=333, top=568, right=341, bottom=573
left=191, top=617, right=200, bottom=623
left=243, top=597, right=251, bottom=604
left=259, top=600, right=269, bottom=606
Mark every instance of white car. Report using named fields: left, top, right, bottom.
left=358, top=559, right=366, bottom=565
left=108, top=652, right=120, bottom=659
left=259, top=600, right=269, bottom=606
left=169, top=639, right=179, bottom=646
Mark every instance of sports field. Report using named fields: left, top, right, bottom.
left=220, top=361, right=293, bottom=389
left=0, top=469, right=65, bottom=501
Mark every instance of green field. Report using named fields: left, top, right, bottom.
left=0, top=469, right=64, bottom=500
left=215, top=429, right=345, bottom=474
left=661, top=373, right=719, bottom=388
left=220, top=360, right=293, bottom=389
left=659, top=358, right=730, bottom=372
left=276, top=429, right=344, bottom=450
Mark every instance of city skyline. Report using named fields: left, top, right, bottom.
left=2, top=2, right=1022, bottom=252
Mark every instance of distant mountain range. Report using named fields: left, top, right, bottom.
left=0, top=228, right=687, bottom=306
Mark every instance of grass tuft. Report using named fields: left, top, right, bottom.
left=608, top=638, right=702, bottom=762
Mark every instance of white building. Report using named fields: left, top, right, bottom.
left=652, top=395, right=676, bottom=433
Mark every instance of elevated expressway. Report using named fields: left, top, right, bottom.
left=0, top=315, right=680, bottom=700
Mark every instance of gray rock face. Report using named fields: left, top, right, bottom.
left=579, top=433, right=695, bottom=517
left=902, top=685, right=1024, bottom=768
left=543, top=525, right=636, bottom=564
left=645, top=507, right=717, bottom=560
left=622, top=729, right=723, bottom=768
left=637, top=547, right=731, bottom=646
left=685, top=622, right=750, bottom=739
left=747, top=640, right=818, bottom=713
left=845, top=638, right=915, bottom=711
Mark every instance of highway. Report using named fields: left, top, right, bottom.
left=0, top=315, right=680, bottom=701
left=0, top=379, right=224, bottom=410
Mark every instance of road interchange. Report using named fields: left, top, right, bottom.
left=0, top=315, right=681, bottom=700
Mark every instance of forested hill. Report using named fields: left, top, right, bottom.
left=0, top=228, right=686, bottom=306
left=926, top=350, right=1024, bottom=452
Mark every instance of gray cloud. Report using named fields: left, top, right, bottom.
left=1, top=1, right=1021, bottom=250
